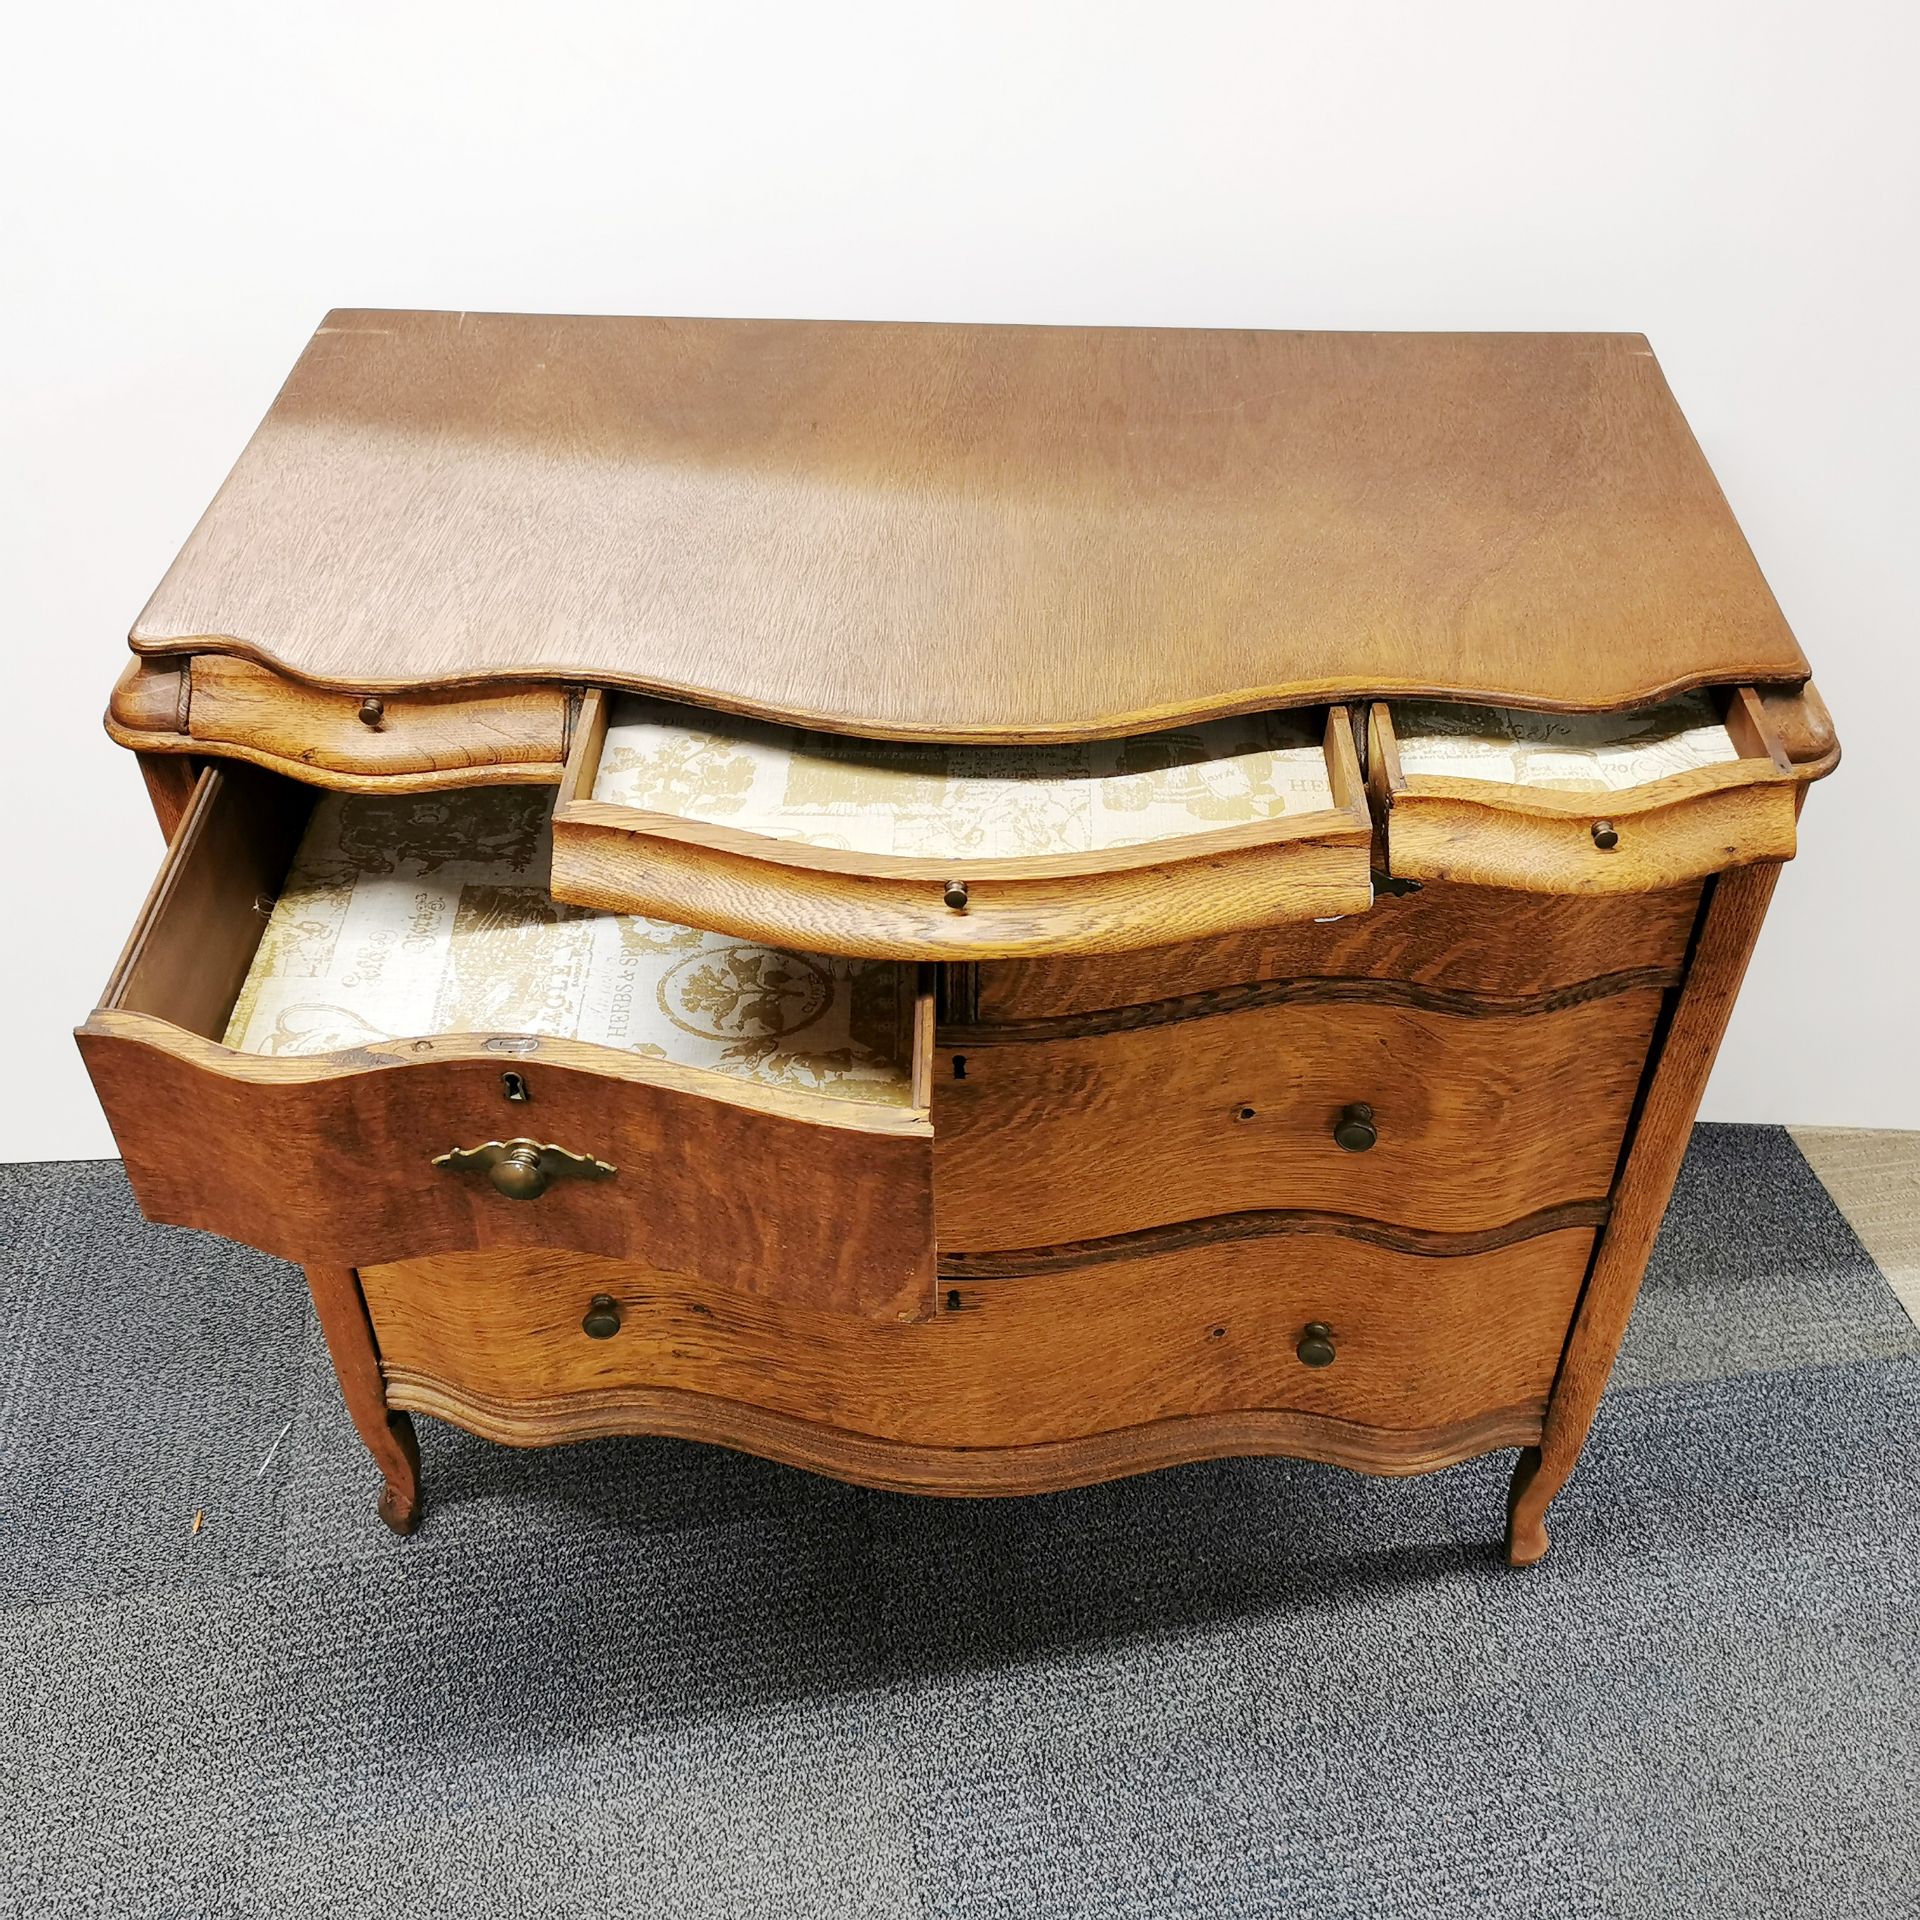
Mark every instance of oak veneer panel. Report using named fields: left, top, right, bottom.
left=131, top=314, right=1806, bottom=741
left=187, top=657, right=569, bottom=780
left=80, top=1022, right=936, bottom=1319
left=362, top=1227, right=1596, bottom=1455
left=968, top=881, right=1702, bottom=1021
left=934, top=989, right=1665, bottom=1248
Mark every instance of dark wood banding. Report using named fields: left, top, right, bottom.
left=942, top=966, right=1682, bottom=1044
left=382, top=1372, right=1545, bottom=1493
left=938, top=1198, right=1611, bottom=1278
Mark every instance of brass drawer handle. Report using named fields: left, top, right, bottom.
left=1332, top=1102, right=1377, bottom=1152
left=582, top=1294, right=622, bottom=1339
left=1297, top=1322, right=1336, bottom=1368
left=433, top=1137, right=617, bottom=1201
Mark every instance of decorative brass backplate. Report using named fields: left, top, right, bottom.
left=433, top=1138, right=617, bottom=1201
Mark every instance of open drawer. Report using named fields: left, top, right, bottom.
left=76, top=766, right=937, bottom=1321
left=548, top=692, right=1375, bottom=959
left=1368, top=687, right=1808, bottom=894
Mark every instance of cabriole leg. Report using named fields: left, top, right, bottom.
left=302, top=1262, right=423, bottom=1536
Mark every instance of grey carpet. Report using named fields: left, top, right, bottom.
left=1, top=1123, right=1916, bottom=1918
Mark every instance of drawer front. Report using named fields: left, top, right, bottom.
left=78, top=766, right=935, bottom=1320
left=107, top=654, right=570, bottom=788
left=364, top=1226, right=1595, bottom=1461
left=967, top=880, right=1701, bottom=1022
left=1371, top=690, right=1802, bottom=895
left=548, top=691, right=1375, bottom=959
left=934, top=988, right=1663, bottom=1250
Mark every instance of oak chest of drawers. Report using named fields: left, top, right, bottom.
left=82, top=314, right=1837, bottom=1563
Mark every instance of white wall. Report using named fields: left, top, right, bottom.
left=4, top=0, right=1915, bottom=1161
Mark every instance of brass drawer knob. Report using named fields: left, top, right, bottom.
left=357, top=695, right=386, bottom=729
left=1332, top=1102, right=1377, bottom=1152
left=1591, top=818, right=1619, bottom=850
left=581, top=1293, right=622, bottom=1339
left=1297, top=1322, right=1336, bottom=1368
left=433, top=1137, right=617, bottom=1201
left=943, top=879, right=970, bottom=911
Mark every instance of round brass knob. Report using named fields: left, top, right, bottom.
left=582, top=1293, right=622, bottom=1340
left=1297, top=1322, right=1336, bottom=1368
left=1332, top=1102, right=1377, bottom=1152
left=357, top=695, right=386, bottom=729
left=1591, top=818, right=1619, bottom=851
left=943, top=879, right=970, bottom=911
left=487, top=1145, right=549, bottom=1200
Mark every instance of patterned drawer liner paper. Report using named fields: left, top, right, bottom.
left=594, top=697, right=1336, bottom=859
left=221, top=787, right=913, bottom=1106
left=1390, top=694, right=1739, bottom=793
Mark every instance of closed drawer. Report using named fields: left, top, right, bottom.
left=76, top=765, right=936, bottom=1320
left=1370, top=687, right=1804, bottom=894
left=965, top=879, right=1702, bottom=1023
left=934, top=987, right=1662, bottom=1250
left=362, top=1225, right=1596, bottom=1466
left=106, top=655, right=570, bottom=789
left=547, top=691, right=1375, bottom=959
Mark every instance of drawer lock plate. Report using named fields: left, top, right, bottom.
left=434, top=1137, right=618, bottom=1201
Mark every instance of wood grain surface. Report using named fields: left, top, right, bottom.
left=549, top=808, right=1375, bottom=959
left=966, top=880, right=1704, bottom=1020
left=383, top=1376, right=1543, bottom=1494
left=1370, top=694, right=1803, bottom=893
left=129, top=313, right=1808, bottom=740
left=79, top=762, right=939, bottom=1314
left=933, top=989, right=1665, bottom=1248
left=361, top=1227, right=1595, bottom=1455
left=1506, top=863, right=1781, bottom=1563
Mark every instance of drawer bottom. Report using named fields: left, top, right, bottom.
left=360, top=1227, right=1596, bottom=1494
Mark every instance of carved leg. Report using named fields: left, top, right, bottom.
left=1505, top=863, right=1781, bottom=1566
left=303, top=1263, right=423, bottom=1536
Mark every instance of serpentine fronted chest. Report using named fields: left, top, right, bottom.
left=82, top=315, right=1838, bottom=1562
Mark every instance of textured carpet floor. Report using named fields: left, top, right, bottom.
left=1, top=1123, right=1917, bottom=1919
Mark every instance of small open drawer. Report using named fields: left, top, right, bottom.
left=1368, top=687, right=1805, bottom=894
left=76, top=766, right=937, bottom=1321
left=548, top=692, right=1375, bottom=958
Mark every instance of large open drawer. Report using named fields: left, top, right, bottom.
left=76, top=766, right=937, bottom=1321
left=548, top=692, right=1375, bottom=959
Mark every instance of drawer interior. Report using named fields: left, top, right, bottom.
left=585, top=692, right=1344, bottom=861
left=1386, top=689, right=1748, bottom=791
left=102, top=765, right=924, bottom=1111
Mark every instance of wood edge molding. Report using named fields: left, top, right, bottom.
left=939, top=966, right=1682, bottom=1044
left=1396, top=753, right=1793, bottom=819
left=102, top=718, right=567, bottom=794
left=553, top=792, right=1369, bottom=884
left=123, top=632, right=1816, bottom=747
left=380, top=1370, right=1546, bottom=1493
left=936, top=1199, right=1610, bottom=1277
left=78, top=1008, right=935, bottom=1140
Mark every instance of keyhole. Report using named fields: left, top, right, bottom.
left=502, top=1071, right=529, bottom=1103
left=952, top=1054, right=968, bottom=1080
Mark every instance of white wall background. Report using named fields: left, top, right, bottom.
left=4, top=0, right=1915, bottom=1162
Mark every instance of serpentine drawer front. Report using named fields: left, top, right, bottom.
left=82, top=313, right=1840, bottom=1562
left=76, top=764, right=938, bottom=1322
left=547, top=690, right=1375, bottom=958
left=1369, top=688, right=1809, bottom=894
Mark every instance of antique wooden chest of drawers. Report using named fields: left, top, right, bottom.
left=82, top=315, right=1838, bottom=1562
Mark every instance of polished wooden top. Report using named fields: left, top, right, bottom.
left=131, top=312, right=1807, bottom=742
